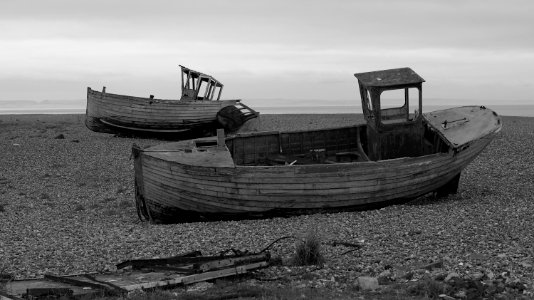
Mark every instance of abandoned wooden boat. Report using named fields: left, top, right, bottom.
left=132, top=68, right=502, bottom=223
left=86, top=65, right=258, bottom=136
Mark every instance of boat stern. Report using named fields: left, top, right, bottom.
left=85, top=87, right=116, bottom=133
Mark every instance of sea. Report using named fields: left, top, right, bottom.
left=0, top=104, right=533, bottom=117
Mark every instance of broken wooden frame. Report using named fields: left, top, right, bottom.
left=180, top=65, right=224, bottom=101
left=1, top=251, right=270, bottom=299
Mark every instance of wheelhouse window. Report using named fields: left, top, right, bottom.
left=379, top=87, right=421, bottom=123
left=180, top=65, right=223, bottom=101
left=360, top=88, right=374, bottom=120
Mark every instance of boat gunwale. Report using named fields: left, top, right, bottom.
left=141, top=140, right=452, bottom=171
left=99, top=118, right=192, bottom=133
left=87, top=87, right=241, bottom=105
left=140, top=119, right=499, bottom=171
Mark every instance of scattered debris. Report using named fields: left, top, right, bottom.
left=2, top=250, right=270, bottom=299
left=377, top=269, right=395, bottom=285
left=327, top=239, right=364, bottom=255
left=444, top=272, right=460, bottom=282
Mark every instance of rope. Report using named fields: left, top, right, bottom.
left=259, top=235, right=297, bottom=253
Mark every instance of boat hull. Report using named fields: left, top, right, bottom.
left=86, top=87, right=240, bottom=135
left=133, top=109, right=500, bottom=223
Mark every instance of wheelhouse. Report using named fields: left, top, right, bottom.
left=354, top=68, right=426, bottom=161
left=180, top=65, right=224, bottom=101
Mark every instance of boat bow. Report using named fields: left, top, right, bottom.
left=424, top=106, right=502, bottom=150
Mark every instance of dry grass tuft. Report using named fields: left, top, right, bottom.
left=292, top=228, right=325, bottom=266
left=0, top=262, right=14, bottom=293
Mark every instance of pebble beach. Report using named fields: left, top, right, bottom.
left=1, top=113, right=533, bottom=297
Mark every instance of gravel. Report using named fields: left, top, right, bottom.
left=0, top=113, right=533, bottom=296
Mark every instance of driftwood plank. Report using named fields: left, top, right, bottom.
left=195, top=253, right=270, bottom=272
left=120, top=261, right=268, bottom=291
left=0, top=291, right=24, bottom=300
left=182, top=261, right=268, bottom=285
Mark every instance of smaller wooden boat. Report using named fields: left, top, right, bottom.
left=86, top=65, right=258, bottom=136
left=132, top=68, right=502, bottom=223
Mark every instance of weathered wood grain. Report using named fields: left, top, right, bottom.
left=133, top=106, right=500, bottom=222
left=86, top=87, right=256, bottom=135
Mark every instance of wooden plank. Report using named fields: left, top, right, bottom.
left=86, top=88, right=246, bottom=133
left=93, top=108, right=224, bottom=120
left=142, top=155, right=459, bottom=194
left=25, top=288, right=73, bottom=299
left=44, top=274, right=120, bottom=294
left=354, top=68, right=424, bottom=88
left=195, top=253, right=270, bottom=272
left=145, top=152, right=451, bottom=183
left=144, top=152, right=451, bottom=180
left=141, top=169, right=455, bottom=212
left=4, top=276, right=103, bottom=299
left=143, top=145, right=464, bottom=187
left=119, top=262, right=268, bottom=291
left=140, top=158, right=454, bottom=194
left=92, top=102, right=226, bottom=119
left=151, top=175, right=453, bottom=213
left=116, top=255, right=243, bottom=270
left=181, top=262, right=268, bottom=285
left=99, top=119, right=191, bottom=133
left=93, top=272, right=184, bottom=292
left=145, top=171, right=469, bottom=217
left=0, top=291, right=24, bottom=300
left=141, top=142, right=488, bottom=210
left=143, top=165, right=458, bottom=203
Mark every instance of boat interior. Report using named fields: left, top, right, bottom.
left=222, top=123, right=449, bottom=166
left=219, top=68, right=451, bottom=166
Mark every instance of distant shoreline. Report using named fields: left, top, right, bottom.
left=1, top=104, right=533, bottom=117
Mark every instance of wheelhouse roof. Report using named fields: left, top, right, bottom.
left=354, top=67, right=425, bottom=88
left=180, top=65, right=223, bottom=88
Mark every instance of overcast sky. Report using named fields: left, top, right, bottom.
left=1, top=0, right=533, bottom=108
